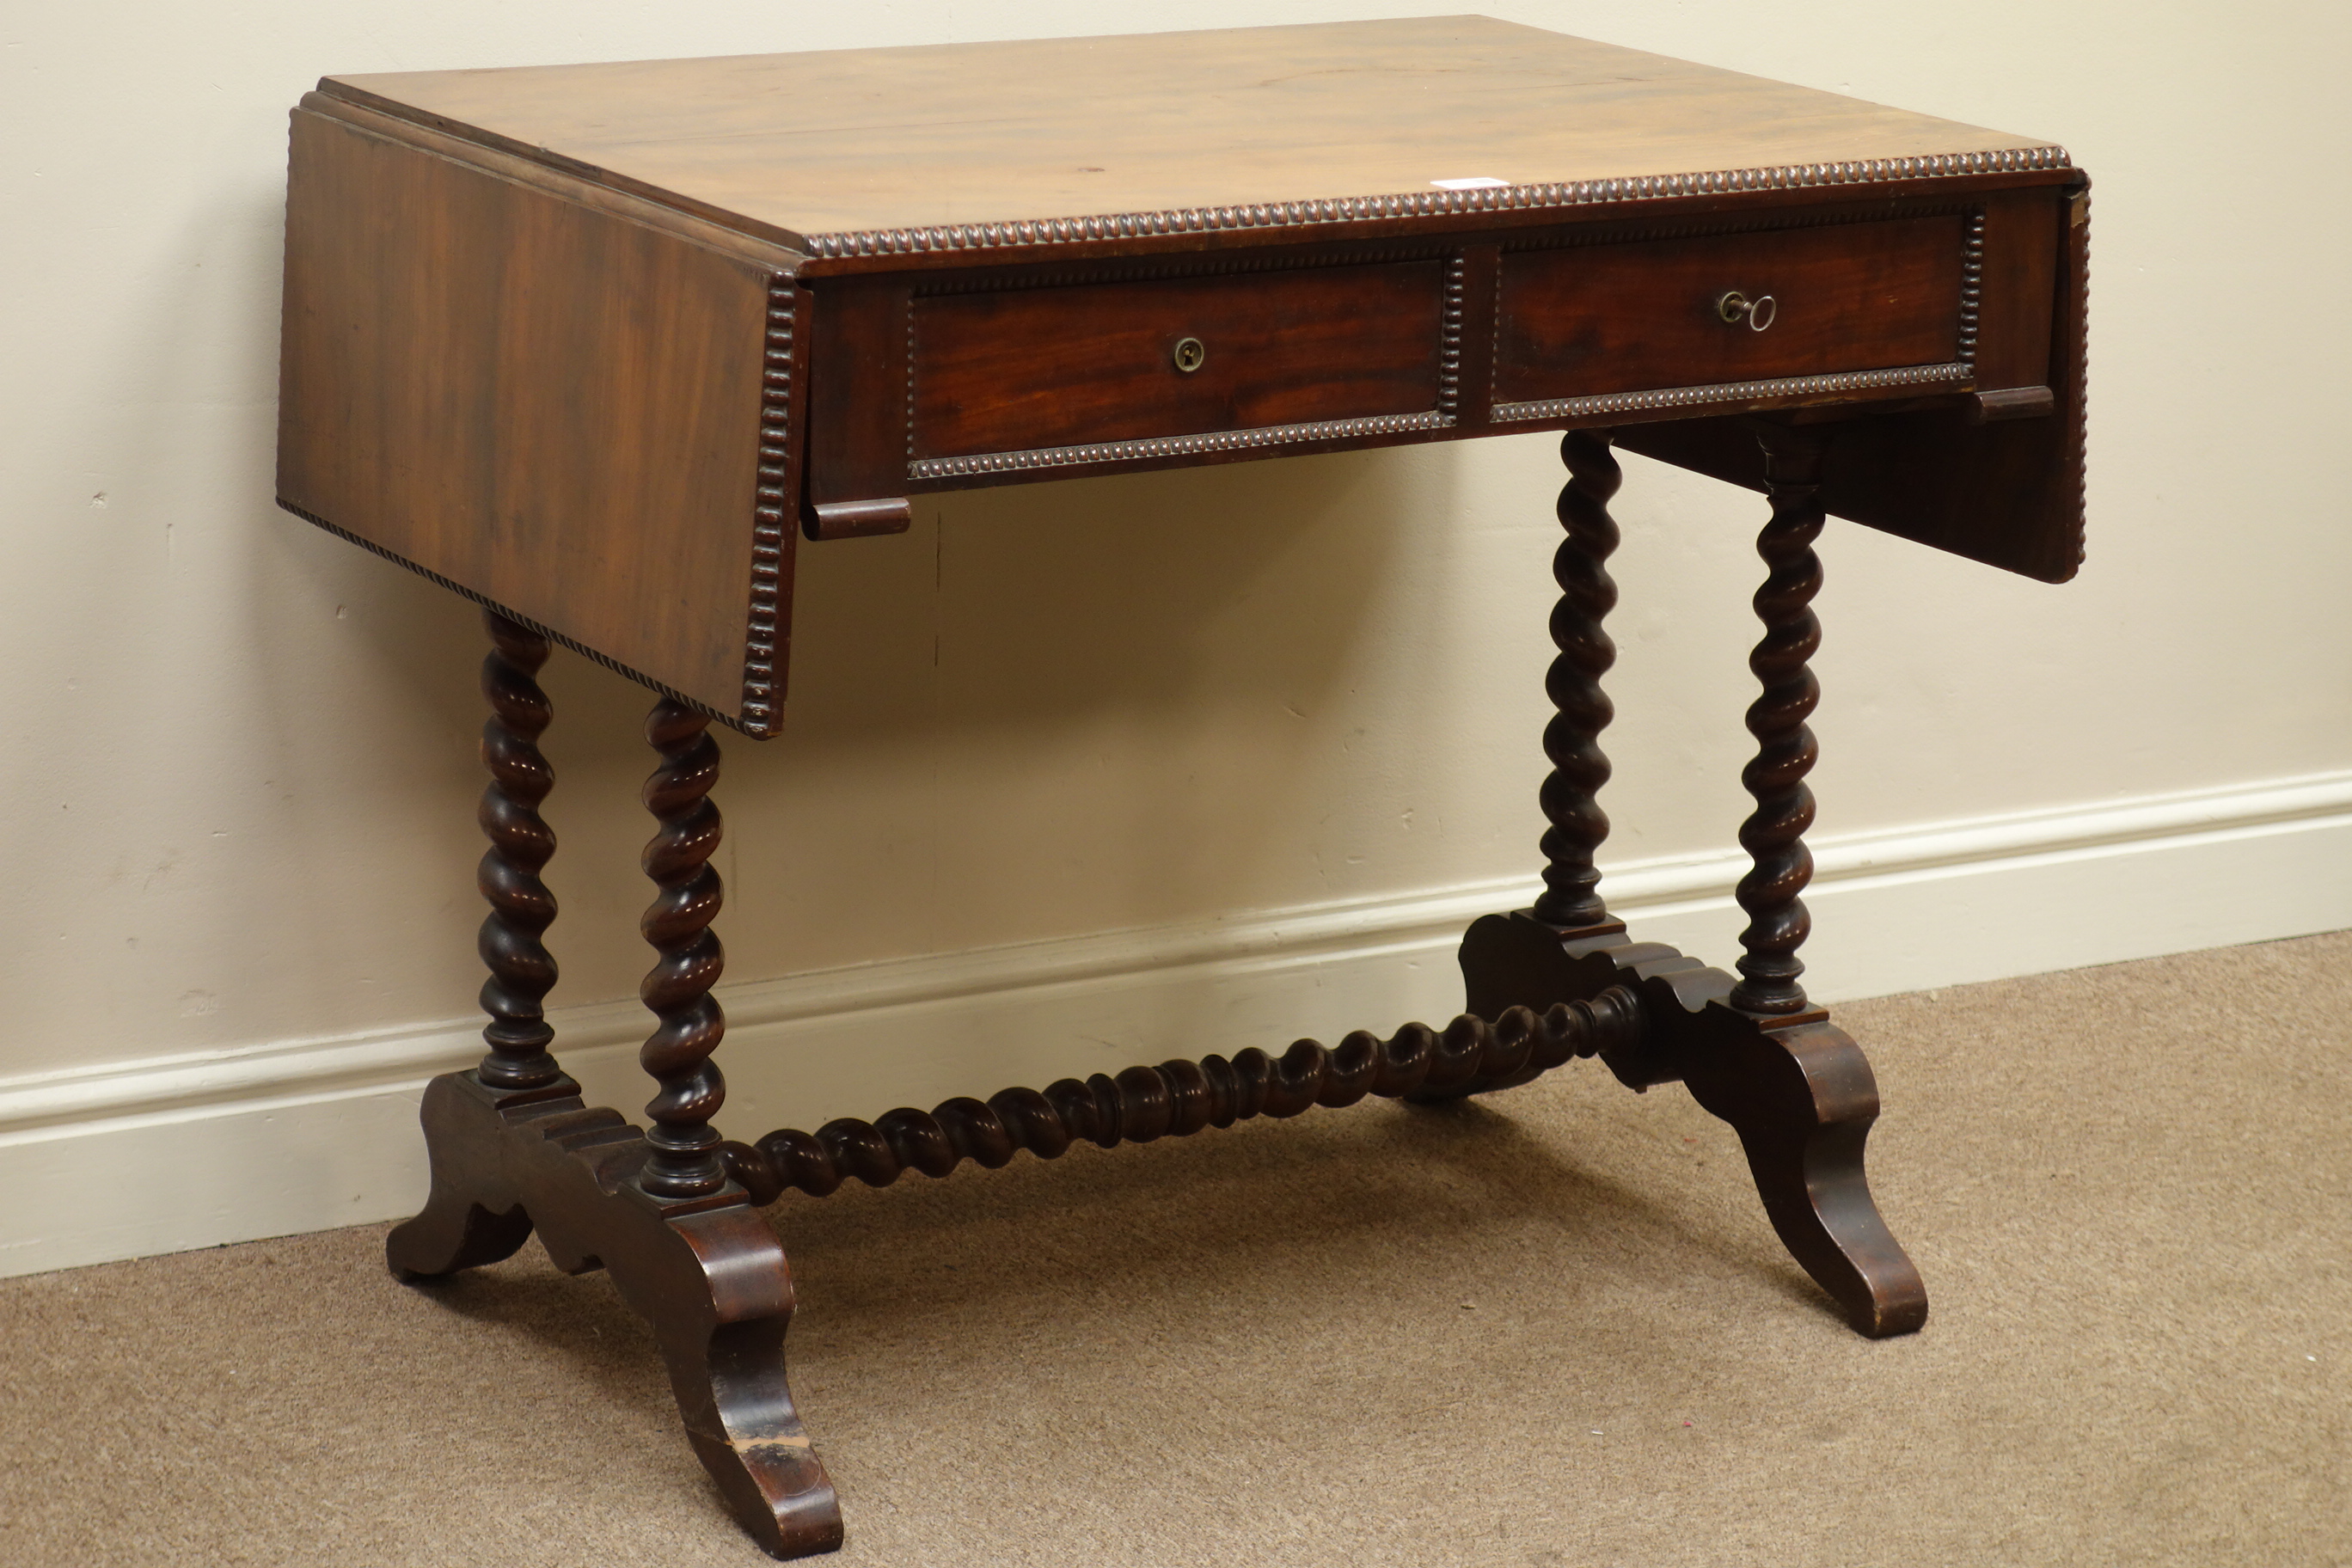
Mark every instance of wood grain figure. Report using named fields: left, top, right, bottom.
left=279, top=17, right=2088, bottom=734
left=306, top=17, right=2079, bottom=1556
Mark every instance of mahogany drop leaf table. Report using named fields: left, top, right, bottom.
left=274, top=17, right=2087, bottom=1557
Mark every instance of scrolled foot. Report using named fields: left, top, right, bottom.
left=1456, top=910, right=1926, bottom=1337
left=1680, top=1013, right=1928, bottom=1338
left=385, top=1070, right=567, bottom=1282
left=385, top=1195, right=532, bottom=1284
left=386, top=1071, right=844, bottom=1557
left=623, top=1203, right=844, bottom=1558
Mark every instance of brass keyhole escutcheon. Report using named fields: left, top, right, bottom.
left=1715, top=291, right=1777, bottom=332
left=1172, top=336, right=1208, bottom=373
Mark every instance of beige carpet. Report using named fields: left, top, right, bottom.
left=4, top=934, right=2347, bottom=1566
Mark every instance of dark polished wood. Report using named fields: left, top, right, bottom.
left=395, top=640, right=837, bottom=1552
left=312, top=20, right=2064, bottom=256
left=1533, top=429, right=1626, bottom=934
left=1456, top=910, right=1926, bottom=1336
left=718, top=995, right=1643, bottom=1203
left=1611, top=181, right=2089, bottom=586
left=474, top=611, right=563, bottom=1091
left=637, top=701, right=732, bottom=1199
left=912, top=260, right=1446, bottom=459
left=296, top=19, right=2088, bottom=1558
left=387, top=1071, right=842, bottom=1557
left=279, top=17, right=2086, bottom=737
left=1497, top=214, right=1964, bottom=403
left=277, top=107, right=784, bottom=721
left=1730, top=425, right=1832, bottom=1016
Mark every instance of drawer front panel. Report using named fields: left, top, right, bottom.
left=911, top=261, right=1445, bottom=461
left=1495, top=215, right=1966, bottom=406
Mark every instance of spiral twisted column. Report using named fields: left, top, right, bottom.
left=1533, top=428, right=1624, bottom=930
left=637, top=699, right=730, bottom=1197
left=714, top=990, right=1645, bottom=1204
left=475, top=610, right=562, bottom=1090
left=1730, top=426, right=1831, bottom=1015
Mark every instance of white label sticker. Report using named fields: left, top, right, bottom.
left=1430, top=176, right=1510, bottom=190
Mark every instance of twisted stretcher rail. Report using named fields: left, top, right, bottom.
left=718, top=990, right=1645, bottom=1205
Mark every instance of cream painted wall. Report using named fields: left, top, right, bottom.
left=3, top=0, right=2348, bottom=1220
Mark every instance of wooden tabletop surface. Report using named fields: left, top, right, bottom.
left=322, top=16, right=2061, bottom=251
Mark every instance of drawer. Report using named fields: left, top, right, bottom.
left=1494, top=215, right=1967, bottom=407
left=910, top=261, right=1446, bottom=461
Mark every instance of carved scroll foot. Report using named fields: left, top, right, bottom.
left=387, top=1072, right=844, bottom=1559
left=1677, top=1016, right=1928, bottom=1338
left=385, top=1072, right=567, bottom=1282
left=1458, top=911, right=1926, bottom=1338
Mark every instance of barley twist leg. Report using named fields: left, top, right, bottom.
left=637, top=699, right=731, bottom=1198
left=1534, top=427, right=1625, bottom=932
left=1730, top=426, right=1829, bottom=1015
left=389, top=608, right=569, bottom=1280
left=475, top=610, right=563, bottom=1088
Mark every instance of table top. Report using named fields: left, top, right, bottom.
left=322, top=16, right=2066, bottom=256
left=283, top=17, right=2086, bottom=736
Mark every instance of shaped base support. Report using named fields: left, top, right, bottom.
left=388, top=1071, right=844, bottom=1558
left=1461, top=910, right=1930, bottom=1338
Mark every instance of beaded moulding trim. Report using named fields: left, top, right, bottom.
left=1437, top=253, right=1469, bottom=418
left=2064, top=183, right=2092, bottom=578
left=803, top=146, right=2071, bottom=260
left=908, top=410, right=1453, bottom=481
left=739, top=276, right=798, bottom=738
left=1492, top=363, right=1972, bottom=426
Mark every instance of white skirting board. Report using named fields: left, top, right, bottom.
left=4, top=771, right=2349, bottom=1280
